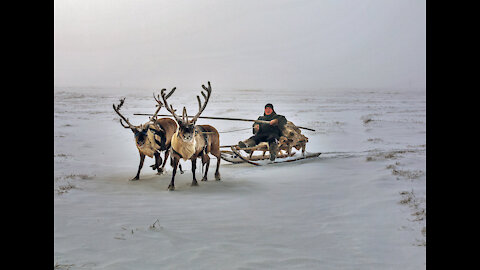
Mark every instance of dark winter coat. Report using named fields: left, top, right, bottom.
left=252, top=111, right=287, bottom=137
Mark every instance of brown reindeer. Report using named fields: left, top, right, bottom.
left=112, top=88, right=183, bottom=180
left=160, top=81, right=221, bottom=191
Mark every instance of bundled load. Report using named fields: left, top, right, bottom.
left=278, top=121, right=309, bottom=156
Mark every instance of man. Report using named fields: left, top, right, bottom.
left=238, top=103, right=287, bottom=161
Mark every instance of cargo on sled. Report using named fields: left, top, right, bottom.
left=220, top=120, right=321, bottom=166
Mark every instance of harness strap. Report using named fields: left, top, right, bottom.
left=135, top=130, right=147, bottom=138
left=148, top=125, right=166, bottom=149
left=172, top=148, right=183, bottom=159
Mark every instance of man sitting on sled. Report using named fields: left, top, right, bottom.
left=238, top=103, right=287, bottom=161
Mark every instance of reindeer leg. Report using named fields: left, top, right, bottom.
left=132, top=152, right=145, bottom=181
left=170, top=155, right=183, bottom=174
left=191, top=157, right=199, bottom=186
left=208, top=148, right=221, bottom=181
left=168, top=156, right=179, bottom=191
left=201, top=154, right=210, bottom=181
left=214, top=154, right=221, bottom=181
left=150, top=152, right=159, bottom=170
left=158, top=150, right=170, bottom=174
left=179, top=163, right=184, bottom=174
left=153, top=152, right=163, bottom=174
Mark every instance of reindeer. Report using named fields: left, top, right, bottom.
left=160, top=81, right=221, bottom=191
left=112, top=88, right=183, bottom=180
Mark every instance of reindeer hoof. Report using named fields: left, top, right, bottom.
left=130, top=177, right=139, bottom=181
left=156, top=169, right=164, bottom=175
left=191, top=181, right=199, bottom=186
left=167, top=185, right=175, bottom=191
left=201, top=177, right=208, bottom=182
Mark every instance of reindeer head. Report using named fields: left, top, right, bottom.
left=113, top=88, right=176, bottom=146
left=161, top=81, right=212, bottom=142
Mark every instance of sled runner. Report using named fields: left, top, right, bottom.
left=220, top=146, right=321, bottom=166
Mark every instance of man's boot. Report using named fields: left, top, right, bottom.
left=238, top=138, right=256, bottom=154
left=269, top=141, right=278, bottom=161
left=238, top=138, right=256, bottom=149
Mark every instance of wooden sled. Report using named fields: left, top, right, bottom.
left=220, top=145, right=321, bottom=166
left=220, top=120, right=320, bottom=166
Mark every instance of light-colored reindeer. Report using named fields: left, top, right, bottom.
left=160, top=81, right=221, bottom=191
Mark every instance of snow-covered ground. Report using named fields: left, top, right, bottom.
left=54, top=87, right=426, bottom=269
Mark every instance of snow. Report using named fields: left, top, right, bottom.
left=54, top=87, right=426, bottom=269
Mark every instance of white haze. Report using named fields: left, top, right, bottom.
left=54, top=0, right=426, bottom=92
left=54, top=2, right=426, bottom=269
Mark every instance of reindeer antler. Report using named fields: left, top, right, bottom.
left=190, top=81, right=212, bottom=123
left=160, top=87, right=182, bottom=123
left=113, top=98, right=137, bottom=129
left=151, top=87, right=176, bottom=121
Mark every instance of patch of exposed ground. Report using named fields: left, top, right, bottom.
left=365, top=149, right=421, bottom=162
left=63, top=174, right=94, bottom=180
left=54, top=262, right=74, bottom=269
left=386, top=163, right=425, bottom=180
left=55, top=182, right=77, bottom=195
left=361, top=114, right=378, bottom=125
left=54, top=174, right=93, bottom=195
left=307, top=120, right=346, bottom=134
left=407, top=144, right=426, bottom=148
left=399, top=190, right=426, bottom=246
left=114, top=219, right=166, bottom=241
left=392, top=168, right=425, bottom=180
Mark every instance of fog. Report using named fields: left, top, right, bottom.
left=54, top=0, right=426, bottom=92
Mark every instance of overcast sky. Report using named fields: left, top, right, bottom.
left=54, top=0, right=426, bottom=91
